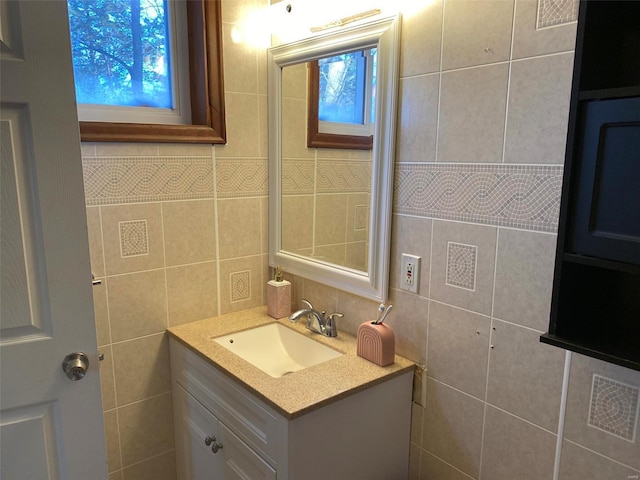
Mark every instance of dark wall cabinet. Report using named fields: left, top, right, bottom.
left=541, top=1, right=640, bottom=372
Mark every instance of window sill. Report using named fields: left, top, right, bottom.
left=79, top=121, right=225, bottom=144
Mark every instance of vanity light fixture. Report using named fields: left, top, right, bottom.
left=310, top=8, right=383, bottom=33
left=233, top=1, right=388, bottom=47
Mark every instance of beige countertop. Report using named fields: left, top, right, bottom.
left=168, top=306, right=415, bottom=419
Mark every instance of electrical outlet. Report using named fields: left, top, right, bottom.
left=400, top=253, right=420, bottom=293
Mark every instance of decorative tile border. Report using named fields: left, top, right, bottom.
left=446, top=242, right=477, bottom=291
left=230, top=270, right=251, bottom=303
left=83, top=157, right=214, bottom=205
left=282, top=160, right=315, bottom=195
left=282, top=160, right=372, bottom=195
left=216, top=158, right=268, bottom=198
left=588, top=374, right=639, bottom=442
left=537, top=0, right=579, bottom=29
left=394, top=163, right=563, bottom=233
left=317, top=160, right=371, bottom=194
left=119, top=220, right=149, bottom=257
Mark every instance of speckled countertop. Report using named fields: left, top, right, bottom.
left=168, top=306, right=414, bottom=420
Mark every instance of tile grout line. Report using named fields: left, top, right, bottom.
left=553, top=350, right=572, bottom=480
left=113, top=390, right=173, bottom=411
left=490, top=312, right=547, bottom=334
left=393, top=291, right=549, bottom=336
left=433, top=0, right=445, bottom=165
left=418, top=376, right=564, bottom=438
left=99, top=254, right=262, bottom=281
left=420, top=450, right=476, bottom=480
left=211, top=145, right=223, bottom=317
left=97, top=206, right=113, bottom=346
left=398, top=47, right=575, bottom=82
left=395, top=161, right=565, bottom=167
left=120, top=448, right=176, bottom=473
left=563, top=438, right=640, bottom=473
left=394, top=213, right=559, bottom=237
left=391, top=213, right=558, bottom=236
left=485, top=402, right=562, bottom=437
left=500, top=60, right=512, bottom=163
left=160, top=202, right=170, bottom=333
left=418, top=1, right=447, bottom=475
left=96, top=205, right=124, bottom=473
left=501, top=0, right=518, bottom=164
left=109, top=330, right=168, bottom=348
left=478, top=225, right=500, bottom=480
left=311, top=148, right=319, bottom=257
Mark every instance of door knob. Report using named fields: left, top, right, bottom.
left=62, top=352, right=89, bottom=381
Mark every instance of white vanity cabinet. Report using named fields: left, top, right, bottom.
left=170, top=337, right=413, bottom=480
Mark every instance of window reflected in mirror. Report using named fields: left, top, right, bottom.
left=281, top=55, right=373, bottom=273
left=307, top=47, right=376, bottom=150
left=318, top=48, right=377, bottom=132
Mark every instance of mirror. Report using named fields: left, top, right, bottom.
left=268, top=14, right=400, bottom=302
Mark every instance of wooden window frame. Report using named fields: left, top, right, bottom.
left=78, top=0, right=226, bottom=144
left=306, top=60, right=373, bottom=150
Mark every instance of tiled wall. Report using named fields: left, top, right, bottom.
left=85, top=1, right=269, bottom=478
left=84, top=0, right=640, bottom=479
left=288, top=0, right=640, bottom=479
left=281, top=62, right=371, bottom=270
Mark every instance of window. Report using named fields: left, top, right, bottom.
left=69, top=0, right=190, bottom=125
left=68, top=0, right=226, bottom=144
left=307, top=47, right=376, bottom=150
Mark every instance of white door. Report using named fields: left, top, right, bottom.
left=0, top=1, right=107, bottom=479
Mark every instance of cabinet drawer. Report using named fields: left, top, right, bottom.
left=170, top=338, right=283, bottom=465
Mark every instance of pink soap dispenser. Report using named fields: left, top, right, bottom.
left=267, top=266, right=291, bottom=319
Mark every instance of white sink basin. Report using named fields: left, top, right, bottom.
left=213, top=323, right=342, bottom=378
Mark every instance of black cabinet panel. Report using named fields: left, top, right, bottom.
left=545, top=260, right=640, bottom=370
left=567, top=97, right=640, bottom=265
left=543, top=1, right=640, bottom=372
left=579, top=1, right=640, bottom=92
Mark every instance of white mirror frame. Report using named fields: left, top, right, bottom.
left=268, top=14, right=401, bottom=302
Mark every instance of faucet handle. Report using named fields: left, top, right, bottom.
left=300, top=299, right=313, bottom=310
left=326, top=313, right=343, bottom=337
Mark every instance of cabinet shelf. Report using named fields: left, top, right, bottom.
left=543, top=1, right=640, bottom=372
left=578, top=86, right=640, bottom=101
left=541, top=333, right=640, bottom=372
left=562, top=253, right=640, bottom=274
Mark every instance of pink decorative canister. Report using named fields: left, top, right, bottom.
left=357, top=321, right=395, bottom=367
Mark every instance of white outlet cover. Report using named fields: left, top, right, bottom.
left=400, top=253, right=420, bottom=293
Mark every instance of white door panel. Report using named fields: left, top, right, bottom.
left=0, top=1, right=107, bottom=479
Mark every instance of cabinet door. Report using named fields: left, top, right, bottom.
left=174, top=383, right=276, bottom=480
left=567, top=97, right=640, bottom=264
left=174, top=384, right=223, bottom=480
left=219, top=423, right=276, bottom=480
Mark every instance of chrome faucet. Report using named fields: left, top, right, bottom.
left=289, top=299, right=342, bottom=337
